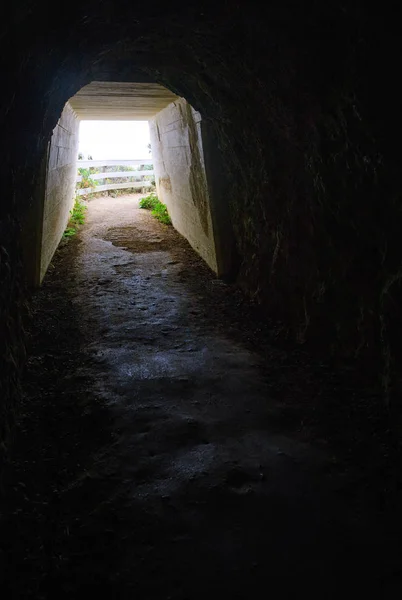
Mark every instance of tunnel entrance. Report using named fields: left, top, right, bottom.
left=35, top=81, right=235, bottom=286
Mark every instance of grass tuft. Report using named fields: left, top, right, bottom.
left=139, top=193, right=171, bottom=225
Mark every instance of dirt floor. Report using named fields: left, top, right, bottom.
left=1, top=194, right=401, bottom=597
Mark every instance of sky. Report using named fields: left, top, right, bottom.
left=78, top=121, right=151, bottom=160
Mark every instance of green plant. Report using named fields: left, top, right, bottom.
left=139, top=192, right=159, bottom=210
left=77, top=168, right=98, bottom=193
left=70, top=198, right=87, bottom=225
left=63, top=227, right=77, bottom=238
left=139, top=193, right=171, bottom=225
left=63, top=198, right=87, bottom=238
left=151, top=201, right=171, bottom=225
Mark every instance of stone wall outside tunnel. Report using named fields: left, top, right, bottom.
left=149, top=98, right=219, bottom=274
left=40, top=102, right=79, bottom=282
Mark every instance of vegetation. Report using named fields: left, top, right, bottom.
left=75, top=161, right=156, bottom=199
left=108, top=188, right=139, bottom=198
left=75, top=155, right=156, bottom=196
left=139, top=192, right=159, bottom=210
left=63, top=197, right=87, bottom=238
left=77, top=168, right=98, bottom=194
left=138, top=164, right=155, bottom=186
left=139, top=193, right=171, bottom=225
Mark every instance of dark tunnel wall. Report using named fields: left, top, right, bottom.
left=1, top=1, right=402, bottom=455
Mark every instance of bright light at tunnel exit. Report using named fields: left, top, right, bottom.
left=78, top=121, right=151, bottom=160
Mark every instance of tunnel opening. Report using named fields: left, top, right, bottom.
left=35, top=81, right=236, bottom=287
left=75, top=119, right=155, bottom=201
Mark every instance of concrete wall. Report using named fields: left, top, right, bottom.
left=200, top=119, right=237, bottom=279
left=149, top=98, right=220, bottom=273
left=40, top=102, right=79, bottom=282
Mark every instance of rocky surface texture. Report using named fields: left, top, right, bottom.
left=1, top=195, right=399, bottom=596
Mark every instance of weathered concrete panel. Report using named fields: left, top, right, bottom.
left=150, top=98, right=218, bottom=273
left=40, top=102, right=79, bottom=282
left=150, top=98, right=235, bottom=277
left=69, top=82, right=178, bottom=120
left=200, top=119, right=237, bottom=279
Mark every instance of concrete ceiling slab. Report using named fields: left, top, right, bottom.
left=69, top=82, right=178, bottom=120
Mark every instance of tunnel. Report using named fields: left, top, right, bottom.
left=36, top=80, right=234, bottom=285
left=1, top=1, right=402, bottom=596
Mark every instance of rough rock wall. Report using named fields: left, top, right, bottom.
left=0, top=219, right=26, bottom=466
left=1, top=2, right=402, bottom=455
left=40, top=102, right=79, bottom=282
left=150, top=98, right=218, bottom=273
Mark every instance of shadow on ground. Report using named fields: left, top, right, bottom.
left=1, top=195, right=401, bottom=598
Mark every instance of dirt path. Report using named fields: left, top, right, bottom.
left=1, top=195, right=399, bottom=597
